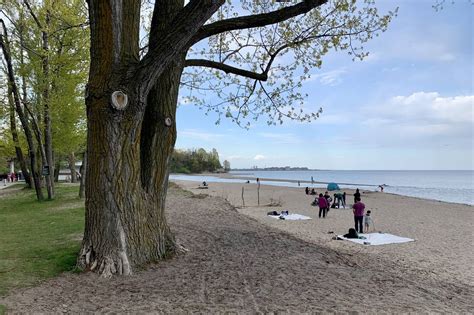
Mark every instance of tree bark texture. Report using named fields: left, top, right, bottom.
left=78, top=0, right=210, bottom=276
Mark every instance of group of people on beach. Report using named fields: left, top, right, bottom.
left=308, top=189, right=347, bottom=214
left=309, top=187, right=374, bottom=234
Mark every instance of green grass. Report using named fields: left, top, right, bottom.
left=0, top=184, right=84, bottom=296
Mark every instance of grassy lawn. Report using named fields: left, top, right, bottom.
left=0, top=184, right=84, bottom=297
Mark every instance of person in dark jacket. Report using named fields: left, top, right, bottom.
left=354, top=188, right=361, bottom=203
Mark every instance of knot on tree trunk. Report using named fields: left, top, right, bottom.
left=111, top=90, right=128, bottom=110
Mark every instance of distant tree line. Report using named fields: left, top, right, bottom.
left=170, top=148, right=229, bottom=174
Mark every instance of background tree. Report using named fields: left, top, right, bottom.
left=0, top=0, right=89, bottom=197
left=223, top=160, right=231, bottom=172
left=1, top=16, right=44, bottom=199
left=78, top=0, right=395, bottom=277
left=170, top=147, right=222, bottom=173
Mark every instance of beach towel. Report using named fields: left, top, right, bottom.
left=268, top=213, right=311, bottom=220
left=337, top=232, right=414, bottom=246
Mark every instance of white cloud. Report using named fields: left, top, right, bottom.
left=360, top=92, right=473, bottom=145
left=254, top=154, right=266, bottom=161
left=308, top=69, right=347, bottom=86
left=370, top=92, right=473, bottom=125
left=179, top=129, right=224, bottom=142
left=258, top=132, right=302, bottom=144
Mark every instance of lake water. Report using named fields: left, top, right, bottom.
left=170, top=170, right=474, bottom=205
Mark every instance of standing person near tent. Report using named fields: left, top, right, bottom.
left=324, top=191, right=332, bottom=209
left=352, top=197, right=365, bottom=233
left=318, top=193, right=328, bottom=218
left=354, top=188, right=361, bottom=203
left=342, top=192, right=347, bottom=208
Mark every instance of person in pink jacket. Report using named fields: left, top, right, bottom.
left=352, top=197, right=366, bottom=233
left=318, top=193, right=328, bottom=218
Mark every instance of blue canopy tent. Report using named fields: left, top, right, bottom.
left=327, top=182, right=340, bottom=191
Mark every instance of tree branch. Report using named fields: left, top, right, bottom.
left=131, top=0, right=225, bottom=97
left=189, top=0, right=328, bottom=46
left=23, top=0, right=43, bottom=30
left=185, top=59, right=268, bottom=81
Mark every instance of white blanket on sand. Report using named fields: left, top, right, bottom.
left=338, top=232, right=414, bottom=246
left=268, top=214, right=311, bottom=220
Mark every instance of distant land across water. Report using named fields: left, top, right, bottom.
left=232, top=167, right=312, bottom=171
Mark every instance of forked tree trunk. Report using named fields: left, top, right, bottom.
left=78, top=85, right=179, bottom=275
left=78, top=0, right=222, bottom=276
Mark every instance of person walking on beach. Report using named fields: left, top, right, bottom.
left=352, top=197, right=365, bottom=233
left=342, top=192, right=346, bottom=208
left=318, top=193, right=328, bottom=218
left=354, top=188, right=361, bottom=204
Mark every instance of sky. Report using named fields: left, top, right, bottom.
left=174, top=0, right=473, bottom=170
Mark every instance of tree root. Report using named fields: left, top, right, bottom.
left=175, top=243, right=189, bottom=255
left=78, top=245, right=132, bottom=277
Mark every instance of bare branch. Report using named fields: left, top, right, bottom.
left=189, top=0, right=328, bottom=46
left=23, top=0, right=42, bottom=30
left=185, top=59, right=268, bottom=81
left=131, top=0, right=225, bottom=97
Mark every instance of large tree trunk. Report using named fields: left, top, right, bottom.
left=78, top=0, right=223, bottom=276
left=78, top=89, right=178, bottom=276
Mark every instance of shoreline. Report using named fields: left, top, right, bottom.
left=171, top=172, right=474, bottom=207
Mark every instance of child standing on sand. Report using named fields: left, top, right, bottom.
left=364, top=210, right=374, bottom=233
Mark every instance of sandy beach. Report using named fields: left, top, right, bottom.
left=176, top=179, right=474, bottom=287
left=1, top=180, right=473, bottom=312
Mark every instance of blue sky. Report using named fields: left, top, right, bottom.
left=175, top=0, right=473, bottom=170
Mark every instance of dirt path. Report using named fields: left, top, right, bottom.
left=1, top=186, right=472, bottom=313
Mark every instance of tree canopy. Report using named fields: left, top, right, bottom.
left=170, top=148, right=223, bottom=174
